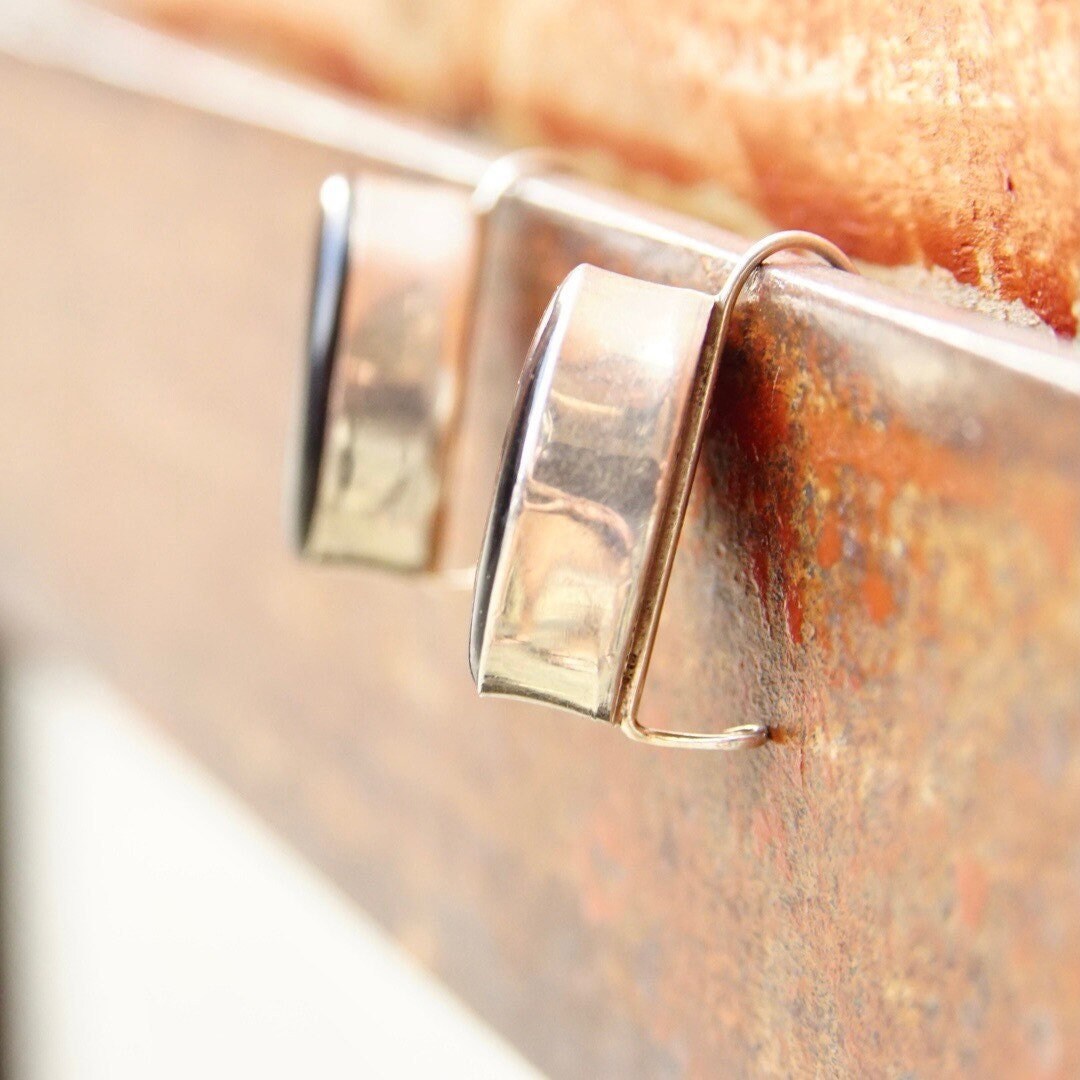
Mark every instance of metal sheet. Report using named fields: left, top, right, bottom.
left=2, top=7, right=1080, bottom=1076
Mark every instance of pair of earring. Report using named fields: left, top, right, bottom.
left=291, top=154, right=854, bottom=750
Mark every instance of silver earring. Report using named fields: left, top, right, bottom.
left=469, top=232, right=856, bottom=749
left=290, top=151, right=568, bottom=574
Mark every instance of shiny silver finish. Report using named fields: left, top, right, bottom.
left=470, top=265, right=716, bottom=720
left=295, top=173, right=477, bottom=571
left=294, top=151, right=571, bottom=576
left=471, top=234, right=854, bottom=748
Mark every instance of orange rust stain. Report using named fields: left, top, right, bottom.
left=861, top=571, right=896, bottom=624
left=803, top=390, right=1080, bottom=589
left=702, top=321, right=1080, bottom=664
left=731, top=92, right=1078, bottom=336
left=1013, top=479, right=1080, bottom=578
left=817, top=513, right=843, bottom=569
left=784, top=588, right=805, bottom=646
left=525, top=95, right=1077, bottom=336
left=956, top=856, right=990, bottom=930
left=707, top=340, right=808, bottom=645
left=805, top=406, right=993, bottom=514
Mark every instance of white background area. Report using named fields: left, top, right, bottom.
left=2, top=657, right=542, bottom=1080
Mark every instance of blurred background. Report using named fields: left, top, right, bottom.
left=2, top=656, right=539, bottom=1078
left=1, top=1, right=1078, bottom=1077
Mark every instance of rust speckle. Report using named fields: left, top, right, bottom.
left=785, top=586, right=805, bottom=646
left=956, top=856, right=990, bottom=930
left=817, top=513, right=843, bottom=569
left=862, top=570, right=896, bottom=624
left=707, top=332, right=805, bottom=643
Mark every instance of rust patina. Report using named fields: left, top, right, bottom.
left=1, top=38, right=1079, bottom=1078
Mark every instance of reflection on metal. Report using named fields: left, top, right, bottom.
left=471, top=267, right=716, bottom=719
left=471, top=235, right=854, bottom=749
left=294, top=150, right=573, bottom=574
left=295, top=174, right=477, bottom=571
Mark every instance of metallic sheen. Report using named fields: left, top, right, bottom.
left=294, top=173, right=477, bottom=571
left=471, top=234, right=854, bottom=748
left=470, top=264, right=716, bottom=720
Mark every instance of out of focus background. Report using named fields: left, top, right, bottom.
left=2, top=657, right=539, bottom=1078
left=1, top=1, right=1079, bottom=1077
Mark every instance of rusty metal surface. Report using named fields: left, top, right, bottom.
left=2, top=13, right=1080, bottom=1078
left=93, top=0, right=1080, bottom=335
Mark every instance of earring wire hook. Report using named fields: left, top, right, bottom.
left=618, top=230, right=856, bottom=749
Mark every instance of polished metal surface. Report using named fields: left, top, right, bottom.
left=470, top=265, right=716, bottom=720
left=293, top=150, right=574, bottom=576
left=296, top=173, right=477, bottom=570
left=471, top=234, right=854, bottom=748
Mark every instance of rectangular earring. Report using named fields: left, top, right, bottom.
left=290, top=152, right=570, bottom=576
left=291, top=172, right=477, bottom=572
left=469, top=233, right=854, bottom=749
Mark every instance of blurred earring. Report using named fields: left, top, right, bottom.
left=291, top=151, right=567, bottom=574
left=469, top=232, right=855, bottom=749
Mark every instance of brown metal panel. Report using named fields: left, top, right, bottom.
left=1, top=20, right=1079, bottom=1078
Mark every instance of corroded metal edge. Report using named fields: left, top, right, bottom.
left=3, top=1, right=1078, bottom=406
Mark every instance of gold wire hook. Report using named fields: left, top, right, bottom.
left=618, top=230, right=857, bottom=749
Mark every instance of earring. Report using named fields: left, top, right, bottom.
left=468, top=232, right=856, bottom=749
left=290, top=151, right=567, bottom=574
